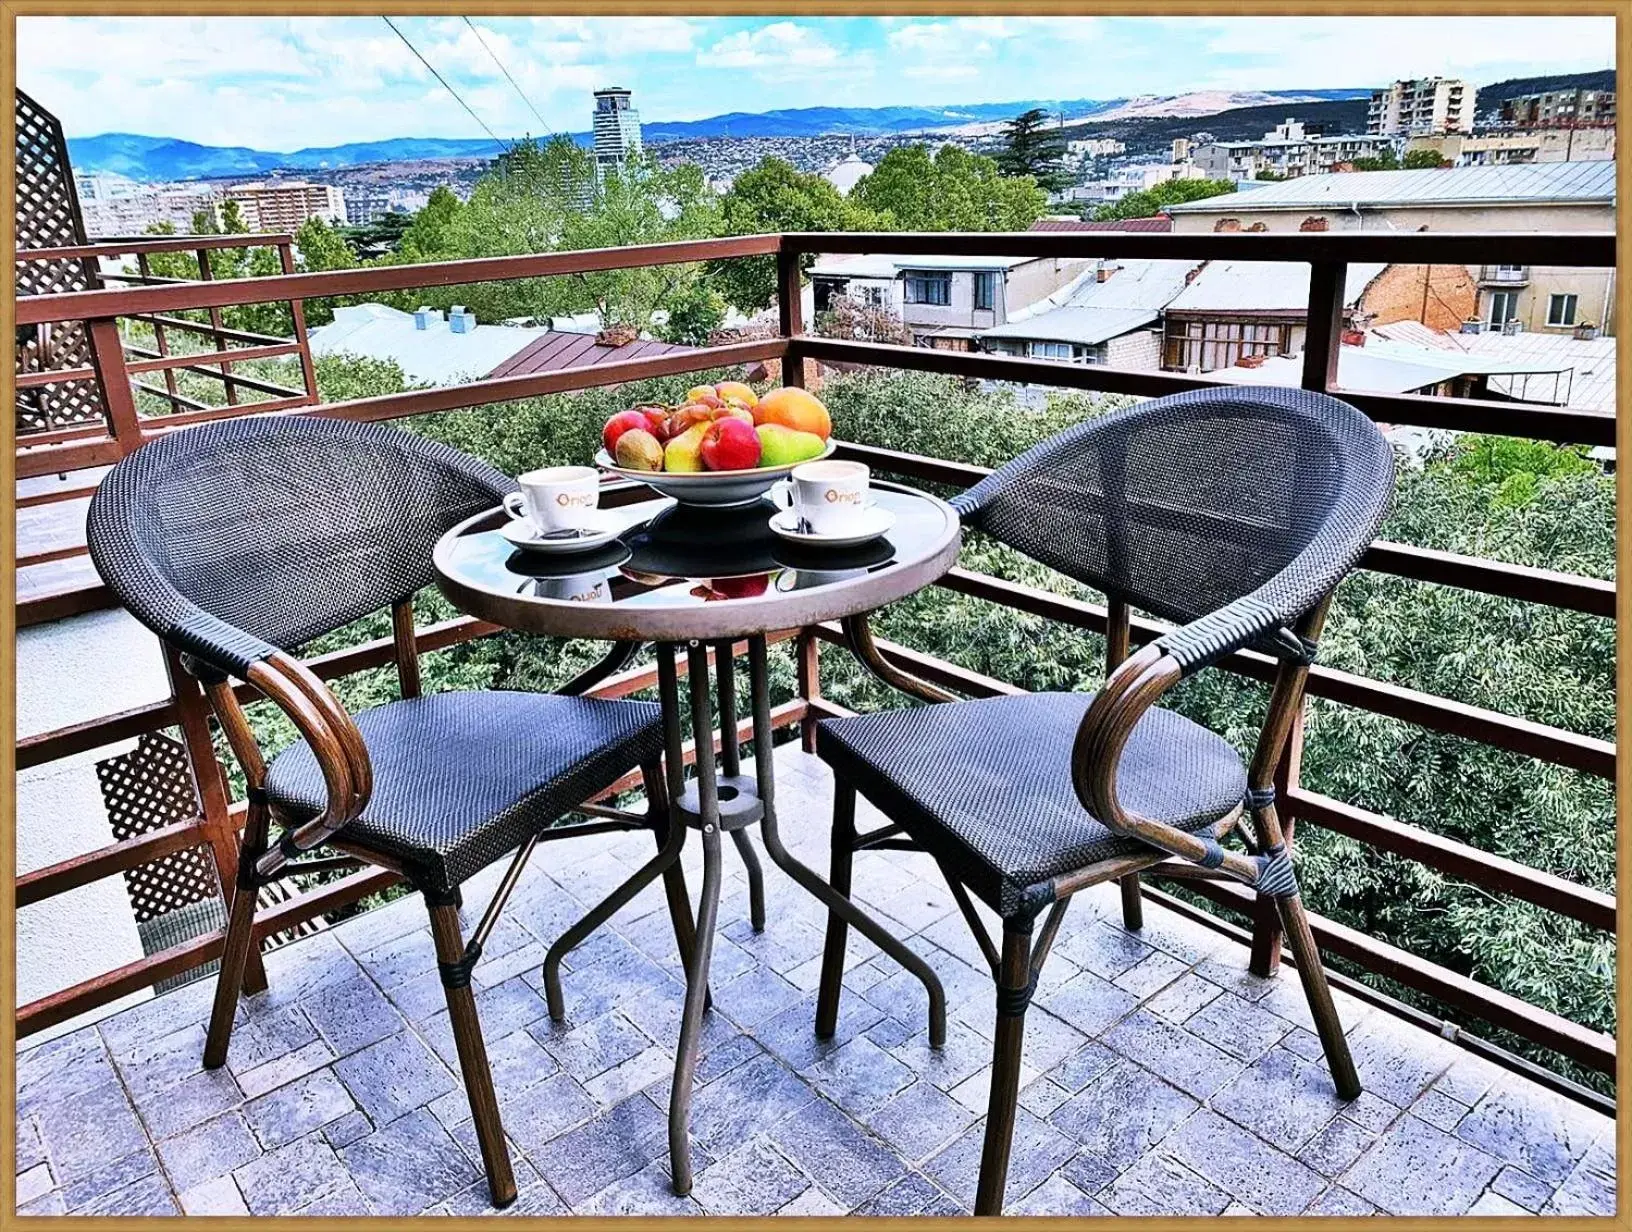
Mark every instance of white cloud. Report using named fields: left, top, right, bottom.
left=705, top=22, right=842, bottom=72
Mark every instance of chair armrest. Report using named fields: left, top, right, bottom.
left=244, top=652, right=373, bottom=877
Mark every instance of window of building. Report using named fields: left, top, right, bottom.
left=1486, top=290, right=1520, bottom=325
left=1028, top=341, right=1074, bottom=361
left=973, top=271, right=997, bottom=312
left=903, top=272, right=952, bottom=306
left=860, top=285, right=886, bottom=308
left=1161, top=318, right=1291, bottom=371
left=1547, top=293, right=1578, bottom=327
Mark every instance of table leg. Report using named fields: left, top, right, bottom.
left=669, top=642, right=725, bottom=1196
left=745, top=635, right=948, bottom=1048
left=715, top=641, right=767, bottom=934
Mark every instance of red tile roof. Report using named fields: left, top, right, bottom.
left=1028, top=216, right=1174, bottom=233
left=486, top=330, right=692, bottom=379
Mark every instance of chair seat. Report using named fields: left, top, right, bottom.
left=816, top=693, right=1246, bottom=917
left=266, top=691, right=664, bottom=896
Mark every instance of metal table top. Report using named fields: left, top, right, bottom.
left=433, top=480, right=962, bottom=642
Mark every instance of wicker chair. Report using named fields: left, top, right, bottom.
left=812, top=387, right=1396, bottom=1215
left=86, top=416, right=677, bottom=1208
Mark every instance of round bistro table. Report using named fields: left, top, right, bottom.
left=433, top=480, right=961, bottom=1194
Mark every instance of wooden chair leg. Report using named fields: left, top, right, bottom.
left=428, top=900, right=517, bottom=1208
left=974, top=920, right=1035, bottom=1217
left=815, top=780, right=858, bottom=1038
left=1275, top=892, right=1362, bottom=1100
left=1118, top=872, right=1144, bottom=930
left=202, top=878, right=259, bottom=1069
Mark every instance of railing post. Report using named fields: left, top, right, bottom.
left=777, top=240, right=806, bottom=390
left=162, top=646, right=270, bottom=996
left=85, top=316, right=145, bottom=452
left=1250, top=258, right=1349, bottom=976
left=279, top=240, right=321, bottom=407
left=136, top=252, right=181, bottom=407
left=195, top=247, right=239, bottom=405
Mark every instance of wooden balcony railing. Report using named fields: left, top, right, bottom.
left=10, top=230, right=1617, bottom=1105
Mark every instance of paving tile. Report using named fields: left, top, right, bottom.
left=322, top=1109, right=374, bottom=1149
left=1112, top=949, right=1190, bottom=999
left=1017, top=1076, right=1073, bottom=1119
left=18, top=1027, right=117, bottom=1114
left=16, top=1162, right=54, bottom=1207
left=778, top=1183, right=847, bottom=1215
left=1144, top=972, right=1226, bottom=1025
left=1431, top=1052, right=1508, bottom=1108
left=15, top=1115, right=45, bottom=1174
left=235, top=1038, right=337, bottom=1100
left=1056, top=920, right=1153, bottom=979
left=1304, top=1184, right=1378, bottom=1215
left=691, top=1136, right=809, bottom=1215
left=1454, top=1083, right=1602, bottom=1183
left=1036, top=969, right=1140, bottom=1037
left=712, top=964, right=809, bottom=1029
left=1104, top=1009, right=1245, bottom=1100
left=495, top=1072, right=598, bottom=1156
left=752, top=989, right=882, bottom=1070
left=533, top=1008, right=653, bottom=1081
left=158, top=1111, right=262, bottom=1193
left=420, top=976, right=553, bottom=1070
left=1345, top=1012, right=1458, bottom=1108
left=948, top=1060, right=1040, bottom=1115
left=1469, top=1190, right=1532, bottom=1214
left=177, top=1174, right=249, bottom=1215
left=1297, top=1109, right=1379, bottom=1179
left=1162, top=1107, right=1326, bottom=1215
left=1342, top=1113, right=1503, bottom=1215
left=1048, top=1057, right=1197, bottom=1171
left=111, top=1021, right=208, bottom=1104
left=924, top=1108, right=1076, bottom=1211
left=137, top=1066, right=245, bottom=1141
left=766, top=1092, right=906, bottom=1209
left=1009, top=1172, right=1114, bottom=1216
left=244, top=1067, right=357, bottom=1149
left=1413, top=1087, right=1471, bottom=1131
left=1210, top=1046, right=1346, bottom=1154
left=77, top=1172, right=180, bottom=1216
left=584, top=1047, right=673, bottom=1107
left=61, top=1148, right=160, bottom=1212
left=576, top=1158, right=702, bottom=1216
left=333, top=1030, right=457, bottom=1125
left=435, top=1160, right=545, bottom=1216
left=232, top=1135, right=356, bottom=1216
left=225, top=1001, right=320, bottom=1074
left=686, top=1053, right=817, bottom=1159
left=1489, top=1163, right=1557, bottom=1212
left=1046, top=1039, right=1120, bottom=1093
left=1059, top=1150, right=1119, bottom=1196
left=301, top=973, right=407, bottom=1057
left=527, top=1093, right=668, bottom=1205
left=1185, top=990, right=1293, bottom=1061
left=1100, top=1151, right=1232, bottom=1216
left=802, top=1034, right=916, bottom=1119
left=17, top=1190, right=68, bottom=1216
left=887, top=1019, right=993, bottom=1093
left=33, top=1077, right=148, bottom=1182
left=340, top=1107, right=480, bottom=1214
left=852, top=1170, right=965, bottom=1217
left=865, top=1079, right=978, bottom=1162
left=1342, top=1089, right=1404, bottom=1134
left=1543, top=1134, right=1615, bottom=1216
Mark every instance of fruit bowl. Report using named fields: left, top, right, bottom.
left=594, top=438, right=837, bottom=507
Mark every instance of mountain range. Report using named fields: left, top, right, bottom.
left=68, top=88, right=1371, bottom=181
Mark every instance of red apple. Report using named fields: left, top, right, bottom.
left=603, top=410, right=651, bottom=455
left=699, top=417, right=761, bottom=471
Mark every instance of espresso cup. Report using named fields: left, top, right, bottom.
left=504, top=465, right=600, bottom=535
left=786, top=460, right=870, bottom=536
left=525, top=571, right=610, bottom=603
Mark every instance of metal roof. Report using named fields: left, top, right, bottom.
left=1207, top=340, right=1559, bottom=395
left=1166, top=160, right=1615, bottom=212
left=1028, top=216, right=1174, bottom=232
left=1167, top=261, right=1387, bottom=314
left=982, top=258, right=1199, bottom=344
left=1369, top=320, right=1615, bottom=413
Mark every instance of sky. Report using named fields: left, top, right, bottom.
left=17, top=15, right=1616, bottom=151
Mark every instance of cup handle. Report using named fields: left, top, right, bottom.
left=503, top=492, right=528, bottom=521
left=769, top=480, right=794, bottom=510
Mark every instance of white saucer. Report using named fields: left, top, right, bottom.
left=768, top=506, right=895, bottom=548
left=500, top=499, right=676, bottom=553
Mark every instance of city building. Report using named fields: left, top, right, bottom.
left=225, top=180, right=346, bottom=230
left=71, top=169, right=138, bottom=203
left=1502, top=86, right=1616, bottom=129
left=1165, top=161, right=1616, bottom=335
left=1407, top=126, right=1615, bottom=167
left=1066, top=137, right=1126, bottom=162
left=976, top=258, right=1200, bottom=367
left=342, top=185, right=395, bottom=226
left=1192, top=119, right=1401, bottom=182
left=78, top=182, right=225, bottom=236
left=592, top=86, right=643, bottom=177
left=1066, top=160, right=1205, bottom=206
left=1368, top=77, right=1476, bottom=136
left=820, top=138, right=872, bottom=196
left=807, top=252, right=1091, bottom=350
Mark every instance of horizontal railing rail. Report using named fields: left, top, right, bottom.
left=12, top=228, right=1617, bottom=1092
left=16, top=232, right=296, bottom=262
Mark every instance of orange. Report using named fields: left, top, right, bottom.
left=754, top=386, right=831, bottom=440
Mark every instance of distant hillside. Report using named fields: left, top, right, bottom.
left=68, top=133, right=513, bottom=180
left=1059, top=97, right=1371, bottom=156
left=1474, top=69, right=1615, bottom=107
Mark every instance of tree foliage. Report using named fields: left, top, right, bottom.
left=851, top=144, right=1048, bottom=233
left=1090, top=176, right=1236, bottom=221
left=996, top=107, right=1072, bottom=193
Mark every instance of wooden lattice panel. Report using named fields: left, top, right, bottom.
left=15, top=88, right=108, bottom=435
left=97, top=733, right=220, bottom=923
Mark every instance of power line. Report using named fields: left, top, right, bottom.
left=463, top=17, right=553, bottom=137
left=381, top=16, right=510, bottom=155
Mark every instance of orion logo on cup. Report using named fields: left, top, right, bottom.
left=556, top=491, right=596, bottom=508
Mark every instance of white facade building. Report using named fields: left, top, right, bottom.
left=1369, top=77, right=1476, bottom=136
left=592, top=87, right=643, bottom=177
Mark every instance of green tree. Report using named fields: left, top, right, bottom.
left=397, top=185, right=465, bottom=263
left=852, top=144, right=1047, bottom=232
left=290, top=217, right=358, bottom=326
left=711, top=157, right=872, bottom=312
left=1349, top=149, right=1401, bottom=171
left=1403, top=147, right=1453, bottom=170
left=996, top=107, right=1072, bottom=193
left=1090, top=177, right=1236, bottom=221
left=657, top=280, right=726, bottom=346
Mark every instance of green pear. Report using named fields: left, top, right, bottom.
left=663, top=422, right=710, bottom=472
left=757, top=423, right=826, bottom=468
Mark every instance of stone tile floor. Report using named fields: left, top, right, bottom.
left=14, top=746, right=1616, bottom=1217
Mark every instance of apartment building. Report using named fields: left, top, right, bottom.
left=593, top=86, right=643, bottom=175
left=807, top=252, right=1091, bottom=350
left=1408, top=126, right=1616, bottom=167
left=1368, top=77, right=1476, bottom=136
left=1166, top=161, right=1616, bottom=336
left=79, top=182, right=225, bottom=236
left=226, top=180, right=346, bottom=230
left=1067, top=161, right=1205, bottom=206
left=1502, top=87, right=1616, bottom=128
left=1193, top=118, right=1401, bottom=182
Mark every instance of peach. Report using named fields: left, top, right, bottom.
left=754, top=387, right=831, bottom=440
